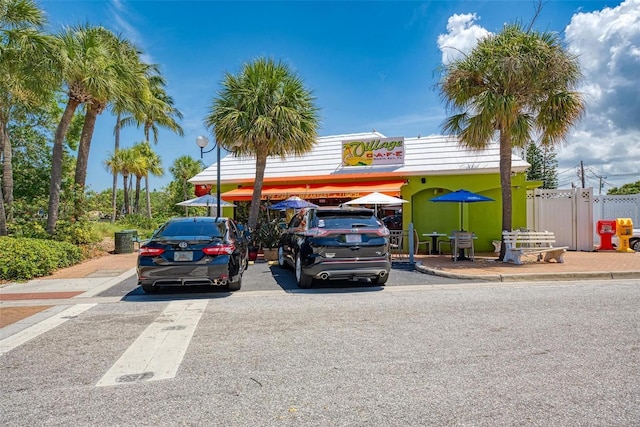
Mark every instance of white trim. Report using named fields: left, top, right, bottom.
left=189, top=132, right=529, bottom=185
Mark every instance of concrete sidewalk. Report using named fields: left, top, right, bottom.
left=413, top=250, right=640, bottom=281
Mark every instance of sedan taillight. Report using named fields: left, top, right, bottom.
left=203, top=244, right=235, bottom=255
left=139, top=247, right=165, bottom=257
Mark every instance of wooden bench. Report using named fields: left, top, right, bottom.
left=502, top=230, right=568, bottom=265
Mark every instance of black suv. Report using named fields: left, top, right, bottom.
left=137, top=217, right=248, bottom=293
left=277, top=207, right=391, bottom=288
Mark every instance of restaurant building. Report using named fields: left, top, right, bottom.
left=188, top=131, right=533, bottom=252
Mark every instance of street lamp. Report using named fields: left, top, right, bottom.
left=195, top=135, right=221, bottom=217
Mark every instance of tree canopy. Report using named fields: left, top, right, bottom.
left=439, top=23, right=584, bottom=259
left=205, top=57, right=320, bottom=229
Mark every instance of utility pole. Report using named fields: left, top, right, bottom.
left=580, top=161, right=585, bottom=188
left=598, top=175, right=607, bottom=195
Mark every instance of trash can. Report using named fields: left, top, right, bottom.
left=114, top=229, right=136, bottom=254
left=615, top=218, right=634, bottom=253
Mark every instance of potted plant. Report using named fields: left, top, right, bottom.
left=258, top=220, right=283, bottom=262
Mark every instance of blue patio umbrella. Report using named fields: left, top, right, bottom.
left=269, top=196, right=318, bottom=210
left=430, top=189, right=494, bottom=230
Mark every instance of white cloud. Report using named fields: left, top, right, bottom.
left=436, top=13, right=490, bottom=65
left=563, top=0, right=640, bottom=188
left=436, top=2, right=640, bottom=189
left=107, top=0, right=154, bottom=64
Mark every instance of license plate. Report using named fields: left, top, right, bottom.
left=174, top=251, right=193, bottom=261
left=345, top=234, right=362, bottom=243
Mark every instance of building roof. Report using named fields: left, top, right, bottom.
left=188, top=131, right=529, bottom=185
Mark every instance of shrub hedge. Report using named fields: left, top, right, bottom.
left=0, top=237, right=84, bottom=281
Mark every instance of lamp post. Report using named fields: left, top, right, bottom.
left=195, top=135, right=221, bottom=217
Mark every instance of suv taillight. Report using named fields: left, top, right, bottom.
left=306, top=228, right=331, bottom=237
left=203, top=244, right=235, bottom=255
left=139, top=247, right=165, bottom=257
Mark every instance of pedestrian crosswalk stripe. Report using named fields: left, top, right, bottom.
left=0, top=304, right=96, bottom=355
left=96, top=300, right=208, bottom=386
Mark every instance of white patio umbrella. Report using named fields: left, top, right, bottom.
left=176, top=194, right=236, bottom=207
left=343, top=191, right=408, bottom=215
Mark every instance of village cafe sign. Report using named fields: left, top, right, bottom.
left=342, top=137, right=405, bottom=167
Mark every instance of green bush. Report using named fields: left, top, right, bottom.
left=53, top=220, right=101, bottom=245
left=0, top=237, right=84, bottom=281
left=6, top=218, right=49, bottom=239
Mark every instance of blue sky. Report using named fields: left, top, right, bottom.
left=41, top=0, right=640, bottom=192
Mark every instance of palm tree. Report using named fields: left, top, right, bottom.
left=47, top=24, right=108, bottom=234
left=143, top=145, right=163, bottom=218
left=205, top=57, right=319, bottom=230
left=104, top=147, right=136, bottom=217
left=109, top=64, right=161, bottom=222
left=130, top=141, right=163, bottom=217
left=104, top=150, right=122, bottom=220
left=121, top=74, right=183, bottom=145
left=72, top=28, right=149, bottom=221
left=438, top=24, right=584, bottom=260
left=170, top=156, right=204, bottom=216
left=0, top=0, right=57, bottom=235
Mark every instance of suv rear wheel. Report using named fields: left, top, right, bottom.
left=295, top=252, right=312, bottom=288
left=373, top=274, right=388, bottom=285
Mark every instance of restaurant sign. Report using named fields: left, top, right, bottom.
left=342, top=137, right=404, bottom=167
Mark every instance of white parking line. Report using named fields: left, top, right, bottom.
left=0, top=304, right=96, bottom=356
left=96, top=300, right=208, bottom=387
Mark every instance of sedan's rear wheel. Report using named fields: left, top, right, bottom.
left=278, top=246, right=287, bottom=268
left=295, top=252, right=312, bottom=288
left=228, top=275, right=242, bottom=292
left=631, top=239, right=640, bottom=252
left=141, top=283, right=156, bottom=293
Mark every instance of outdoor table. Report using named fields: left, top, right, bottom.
left=423, top=232, right=447, bottom=254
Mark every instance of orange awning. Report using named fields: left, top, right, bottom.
left=222, top=180, right=406, bottom=201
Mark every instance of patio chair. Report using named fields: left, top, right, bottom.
left=438, top=232, right=456, bottom=255
left=413, top=229, right=431, bottom=254
left=389, top=230, right=406, bottom=260
left=453, top=231, right=475, bottom=262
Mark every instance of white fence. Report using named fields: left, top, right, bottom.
left=526, top=189, right=640, bottom=250
left=526, top=188, right=593, bottom=251
left=593, top=194, right=640, bottom=224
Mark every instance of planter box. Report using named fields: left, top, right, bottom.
left=262, top=248, right=278, bottom=262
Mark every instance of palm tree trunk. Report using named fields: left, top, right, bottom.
left=47, top=99, right=80, bottom=235
left=145, top=176, right=152, bottom=218
left=248, top=152, right=268, bottom=230
left=123, top=174, right=130, bottom=216
left=74, top=103, right=100, bottom=221
left=134, top=175, right=141, bottom=214
left=0, top=184, right=7, bottom=236
left=1, top=122, right=13, bottom=223
left=111, top=113, right=121, bottom=223
left=498, top=131, right=513, bottom=261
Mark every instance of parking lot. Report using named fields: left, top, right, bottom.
left=100, top=260, right=472, bottom=298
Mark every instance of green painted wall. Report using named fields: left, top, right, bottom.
left=400, top=173, right=530, bottom=252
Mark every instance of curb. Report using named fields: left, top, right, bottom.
left=415, top=262, right=640, bottom=282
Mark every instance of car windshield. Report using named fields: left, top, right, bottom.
left=314, top=212, right=381, bottom=228
left=156, top=220, right=225, bottom=238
